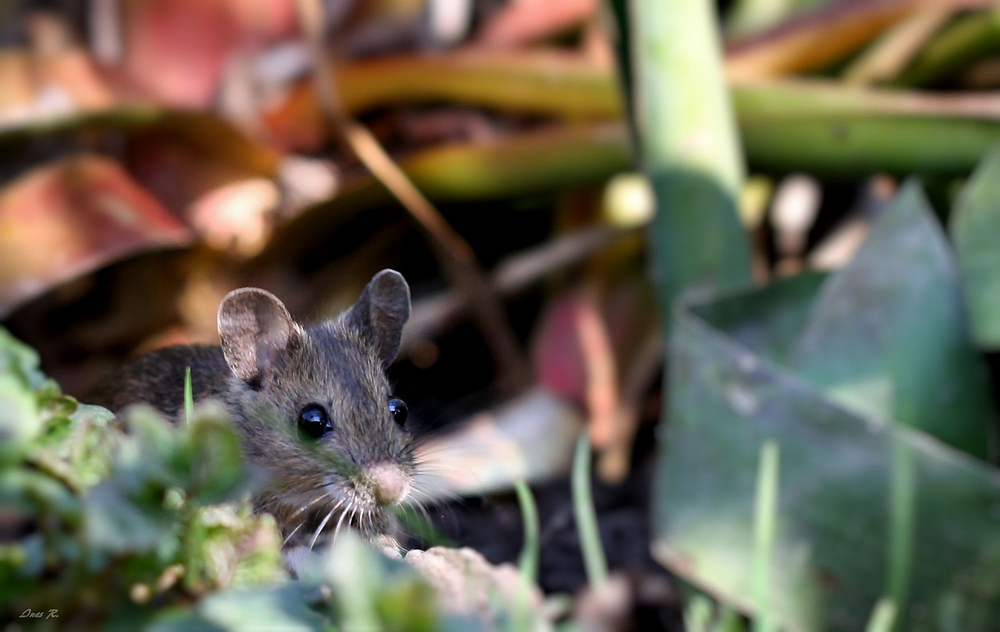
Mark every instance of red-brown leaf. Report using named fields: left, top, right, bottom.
left=0, top=154, right=194, bottom=316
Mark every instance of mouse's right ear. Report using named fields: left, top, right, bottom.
left=218, top=288, right=298, bottom=387
left=345, top=269, right=411, bottom=367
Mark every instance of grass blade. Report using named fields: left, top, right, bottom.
left=752, top=440, right=780, bottom=632
left=887, top=437, right=916, bottom=619
left=184, top=366, right=193, bottom=426
left=514, top=480, right=539, bottom=632
left=684, top=592, right=713, bottom=632
left=572, top=430, right=609, bottom=587
left=865, top=597, right=898, bottom=632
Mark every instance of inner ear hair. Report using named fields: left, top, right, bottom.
left=347, top=269, right=411, bottom=367
left=218, top=288, right=299, bottom=386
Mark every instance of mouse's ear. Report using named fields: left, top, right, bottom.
left=218, top=288, right=298, bottom=386
left=345, top=269, right=411, bottom=367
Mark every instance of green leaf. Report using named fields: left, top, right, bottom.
left=791, top=180, right=994, bottom=458
left=83, top=477, right=178, bottom=554
left=185, top=413, right=248, bottom=505
left=65, top=404, right=118, bottom=489
left=652, top=270, right=1000, bottom=631
left=951, top=143, right=1000, bottom=348
left=36, top=378, right=77, bottom=419
left=151, top=583, right=325, bottom=632
left=0, top=373, right=40, bottom=464
left=0, top=467, right=80, bottom=522
left=0, top=326, right=45, bottom=390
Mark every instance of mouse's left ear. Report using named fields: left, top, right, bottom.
left=218, top=288, right=299, bottom=387
left=346, top=269, right=411, bottom=367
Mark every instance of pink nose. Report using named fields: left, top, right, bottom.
left=368, top=463, right=409, bottom=505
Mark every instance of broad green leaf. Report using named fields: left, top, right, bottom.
left=653, top=271, right=1000, bottom=631
left=951, top=144, right=1000, bottom=348
left=790, top=180, right=993, bottom=458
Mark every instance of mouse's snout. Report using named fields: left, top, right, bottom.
left=367, top=462, right=410, bottom=505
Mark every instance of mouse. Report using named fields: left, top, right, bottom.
left=91, top=269, right=418, bottom=550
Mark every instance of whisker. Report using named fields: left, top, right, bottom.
left=309, top=498, right=343, bottom=550
left=332, top=502, right=351, bottom=543
left=414, top=500, right=432, bottom=526
left=407, top=480, right=461, bottom=505
left=286, top=493, right=329, bottom=523
left=282, top=521, right=305, bottom=547
left=255, top=480, right=339, bottom=514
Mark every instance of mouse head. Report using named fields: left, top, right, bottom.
left=217, top=269, right=415, bottom=542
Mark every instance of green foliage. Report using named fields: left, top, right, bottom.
left=157, top=533, right=463, bottom=632
left=652, top=178, right=1000, bottom=630
left=0, top=327, right=465, bottom=631
left=790, top=181, right=993, bottom=458
left=1, top=327, right=284, bottom=628
left=951, top=143, right=1000, bottom=348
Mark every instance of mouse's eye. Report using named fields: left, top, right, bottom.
left=388, top=397, right=407, bottom=427
left=298, top=404, right=331, bottom=439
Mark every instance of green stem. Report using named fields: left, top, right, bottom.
left=572, top=431, right=609, bottom=586
left=631, top=0, right=752, bottom=309
left=514, top=480, right=539, bottom=632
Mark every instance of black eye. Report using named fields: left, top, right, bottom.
left=298, top=404, right=331, bottom=439
left=388, top=397, right=407, bottom=427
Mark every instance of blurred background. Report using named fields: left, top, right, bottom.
left=7, top=0, right=1000, bottom=630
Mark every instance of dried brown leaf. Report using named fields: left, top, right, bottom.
left=0, top=154, right=194, bottom=317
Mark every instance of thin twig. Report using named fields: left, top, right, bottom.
left=401, top=224, right=632, bottom=352
left=574, top=285, right=618, bottom=451
left=296, top=0, right=529, bottom=391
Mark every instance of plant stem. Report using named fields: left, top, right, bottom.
left=514, top=480, right=540, bottom=631
left=631, top=0, right=752, bottom=311
left=572, top=431, right=609, bottom=587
